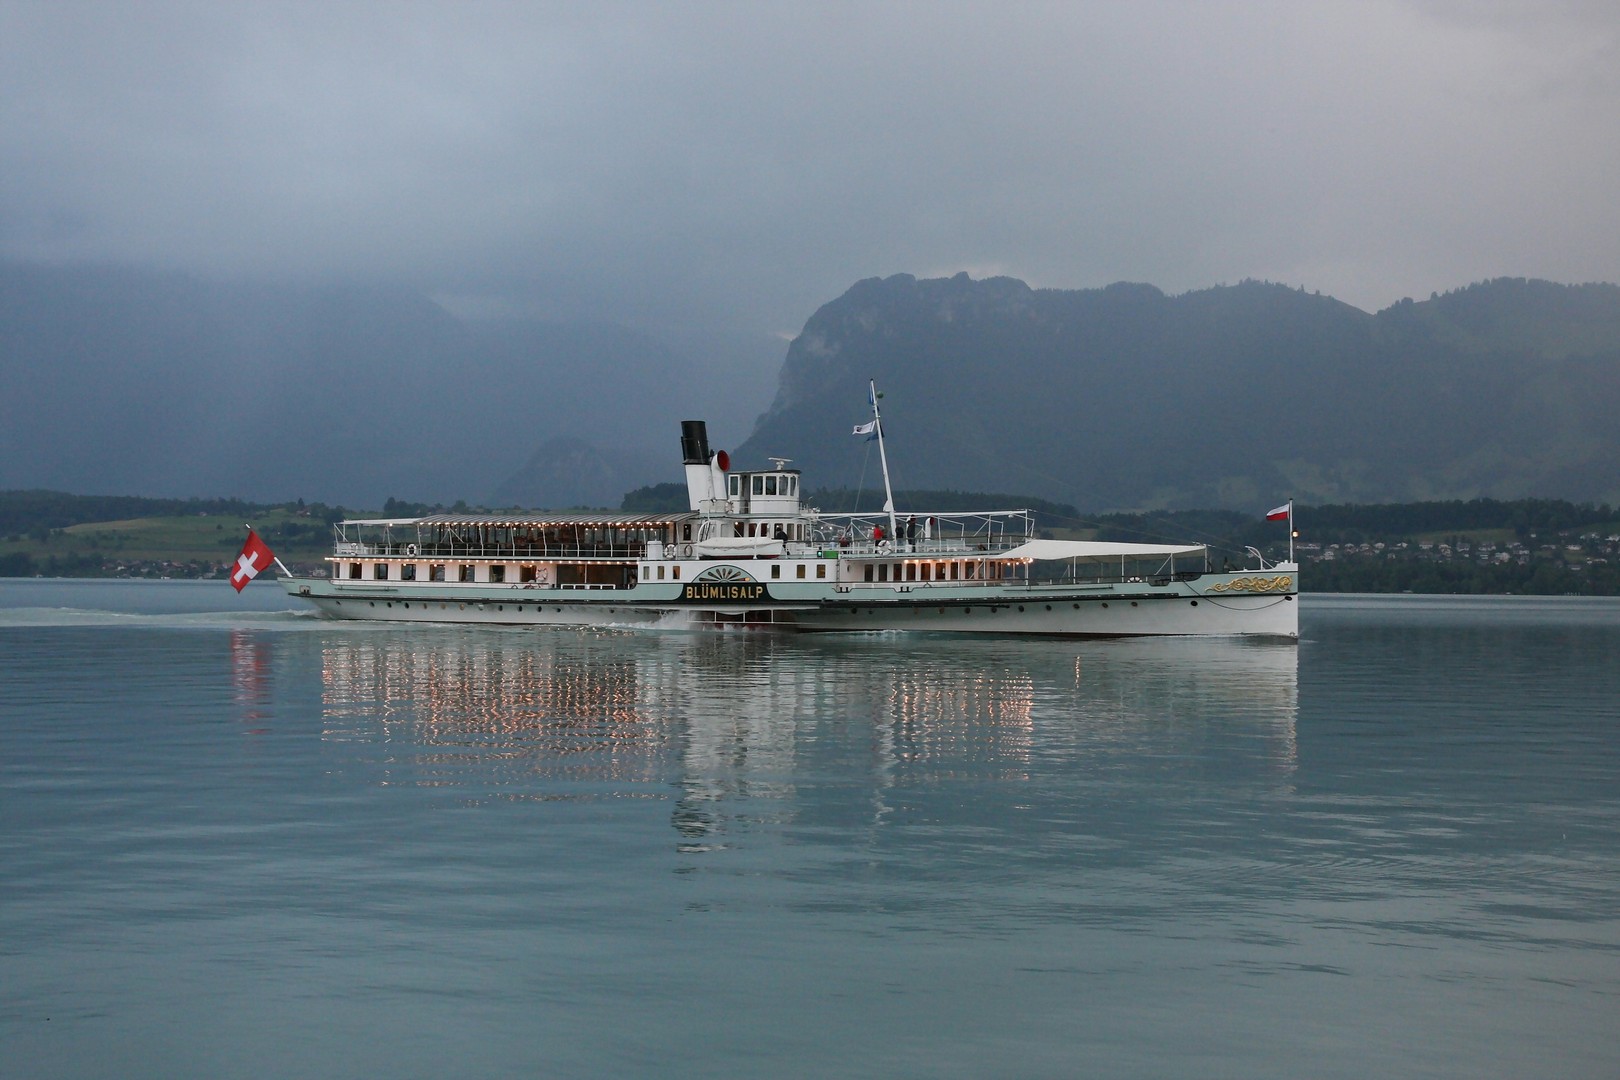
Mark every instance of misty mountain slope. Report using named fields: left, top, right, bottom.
left=733, top=274, right=1620, bottom=510
left=0, top=263, right=739, bottom=507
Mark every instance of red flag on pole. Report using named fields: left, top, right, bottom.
left=1265, top=502, right=1291, bottom=522
left=231, top=529, right=276, bottom=592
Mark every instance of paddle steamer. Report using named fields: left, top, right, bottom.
left=282, top=390, right=1298, bottom=637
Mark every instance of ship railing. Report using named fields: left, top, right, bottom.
left=836, top=568, right=1210, bottom=592
left=330, top=542, right=648, bottom=561
left=803, top=538, right=1024, bottom=558
left=1024, top=568, right=1209, bottom=587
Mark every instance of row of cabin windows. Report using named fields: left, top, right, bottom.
left=639, top=563, right=830, bottom=581
left=735, top=521, right=803, bottom=539
left=863, top=561, right=1011, bottom=583
left=729, top=473, right=798, bottom=498
left=346, top=563, right=545, bottom=583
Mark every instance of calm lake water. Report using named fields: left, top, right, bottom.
left=3, top=581, right=1617, bottom=1079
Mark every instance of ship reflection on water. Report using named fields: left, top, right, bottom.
left=313, top=628, right=1299, bottom=845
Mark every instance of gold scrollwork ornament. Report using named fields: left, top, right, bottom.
left=1206, top=575, right=1295, bottom=594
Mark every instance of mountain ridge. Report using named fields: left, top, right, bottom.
left=731, top=273, right=1620, bottom=511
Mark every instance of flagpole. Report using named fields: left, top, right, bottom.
left=1288, top=500, right=1295, bottom=564
left=245, top=523, right=295, bottom=579
left=869, top=379, right=897, bottom=543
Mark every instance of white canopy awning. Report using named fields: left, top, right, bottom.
left=1000, top=539, right=1205, bottom=562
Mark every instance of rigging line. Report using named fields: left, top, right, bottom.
left=842, top=437, right=878, bottom=515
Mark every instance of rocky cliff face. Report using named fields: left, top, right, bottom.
left=731, top=273, right=1620, bottom=511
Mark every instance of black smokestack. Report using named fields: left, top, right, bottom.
left=680, top=420, right=710, bottom=466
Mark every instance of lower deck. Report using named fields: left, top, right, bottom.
left=283, top=563, right=1299, bottom=638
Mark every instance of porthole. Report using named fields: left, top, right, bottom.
left=1190, top=600, right=1198, bottom=607
left=1101, top=602, right=1109, bottom=609
left=1130, top=601, right=1138, bottom=607
left=1045, top=605, right=1051, bottom=611
left=1072, top=603, right=1079, bottom=609
left=1018, top=605, right=1025, bottom=612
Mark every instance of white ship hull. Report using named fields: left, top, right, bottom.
left=282, top=566, right=1298, bottom=638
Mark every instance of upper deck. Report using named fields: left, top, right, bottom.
left=328, top=508, right=1040, bottom=563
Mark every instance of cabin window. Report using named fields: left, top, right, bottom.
left=349, top=562, right=362, bottom=579
left=374, top=563, right=389, bottom=580
left=521, top=565, right=537, bottom=583
left=796, top=564, right=806, bottom=579
left=401, top=563, right=417, bottom=581
left=965, top=562, right=976, bottom=580
left=658, top=565, right=666, bottom=580
left=489, top=565, right=505, bottom=583
left=683, top=524, right=692, bottom=541
left=864, top=565, right=874, bottom=583
left=672, top=565, right=680, bottom=579
left=906, top=564, right=916, bottom=581
left=771, top=564, right=781, bottom=579
left=431, top=564, right=446, bottom=581
left=878, top=564, right=889, bottom=582
left=459, top=564, right=474, bottom=582
left=729, top=475, right=741, bottom=497
left=816, top=564, right=826, bottom=579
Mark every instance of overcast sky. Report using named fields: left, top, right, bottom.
left=4, top=0, right=1618, bottom=360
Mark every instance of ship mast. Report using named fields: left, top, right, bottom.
left=868, top=379, right=897, bottom=542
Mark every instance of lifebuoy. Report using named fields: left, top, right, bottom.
left=876, top=540, right=892, bottom=554
left=667, top=546, right=678, bottom=559
left=682, top=544, right=694, bottom=558
left=405, top=544, right=418, bottom=557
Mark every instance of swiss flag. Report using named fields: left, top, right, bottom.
left=231, top=530, right=276, bottom=592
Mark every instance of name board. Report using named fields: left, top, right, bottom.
left=681, top=582, right=769, bottom=602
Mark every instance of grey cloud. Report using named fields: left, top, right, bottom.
left=3, top=0, right=1617, bottom=344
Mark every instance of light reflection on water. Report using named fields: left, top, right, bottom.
left=306, top=631, right=1300, bottom=844
left=2, top=586, right=1617, bottom=1078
